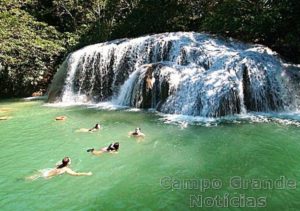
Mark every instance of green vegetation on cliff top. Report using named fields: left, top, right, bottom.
left=0, top=0, right=299, bottom=97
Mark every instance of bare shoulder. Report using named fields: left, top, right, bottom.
left=65, top=167, right=75, bottom=173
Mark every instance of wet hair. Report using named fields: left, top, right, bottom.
left=133, top=128, right=141, bottom=135
left=107, top=142, right=119, bottom=152
left=89, top=123, right=100, bottom=131
left=57, top=157, right=70, bottom=169
left=113, top=142, right=119, bottom=151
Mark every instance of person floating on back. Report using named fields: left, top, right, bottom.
left=87, top=142, right=119, bottom=155
left=129, top=128, right=145, bottom=138
left=26, top=157, right=92, bottom=180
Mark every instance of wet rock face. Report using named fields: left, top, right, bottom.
left=215, top=89, right=241, bottom=117
left=72, top=53, right=115, bottom=102
left=141, top=65, right=154, bottom=108
left=242, top=63, right=284, bottom=112
left=139, top=64, right=171, bottom=109
left=48, top=32, right=299, bottom=117
left=47, top=60, right=69, bottom=103
left=156, top=78, right=170, bottom=111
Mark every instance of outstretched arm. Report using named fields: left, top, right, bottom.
left=66, top=168, right=92, bottom=176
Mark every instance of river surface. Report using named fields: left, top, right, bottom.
left=0, top=99, right=300, bottom=210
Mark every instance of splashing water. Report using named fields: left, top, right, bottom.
left=48, top=32, right=300, bottom=119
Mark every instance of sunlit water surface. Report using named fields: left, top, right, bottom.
left=1, top=99, right=300, bottom=210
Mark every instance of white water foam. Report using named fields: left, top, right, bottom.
left=159, top=112, right=300, bottom=127
left=47, top=32, right=300, bottom=126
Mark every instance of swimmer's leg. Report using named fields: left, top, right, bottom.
left=26, top=168, right=52, bottom=180
left=75, top=128, right=90, bottom=133
left=25, top=173, right=41, bottom=181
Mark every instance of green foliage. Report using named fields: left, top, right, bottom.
left=201, top=0, right=300, bottom=62
left=110, top=0, right=183, bottom=38
left=0, top=0, right=299, bottom=97
left=0, top=1, right=65, bottom=97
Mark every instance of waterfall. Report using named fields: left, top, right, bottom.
left=48, top=32, right=300, bottom=117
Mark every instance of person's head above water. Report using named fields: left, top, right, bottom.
left=95, top=123, right=100, bottom=129
left=113, top=142, right=119, bottom=151
left=107, top=142, right=119, bottom=151
left=57, top=157, right=71, bottom=169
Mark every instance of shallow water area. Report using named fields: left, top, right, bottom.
left=1, top=99, right=300, bottom=210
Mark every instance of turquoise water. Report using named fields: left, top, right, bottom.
left=1, top=99, right=300, bottom=210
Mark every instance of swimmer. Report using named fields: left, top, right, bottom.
left=75, top=123, right=101, bottom=133
left=0, top=116, right=11, bottom=120
left=88, top=123, right=101, bottom=132
left=0, top=108, right=12, bottom=120
left=129, top=128, right=145, bottom=138
left=26, top=157, right=92, bottom=180
left=0, top=108, right=12, bottom=113
left=55, top=116, right=67, bottom=121
left=87, top=142, right=119, bottom=155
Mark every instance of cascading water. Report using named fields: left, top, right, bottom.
left=48, top=32, right=300, bottom=117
